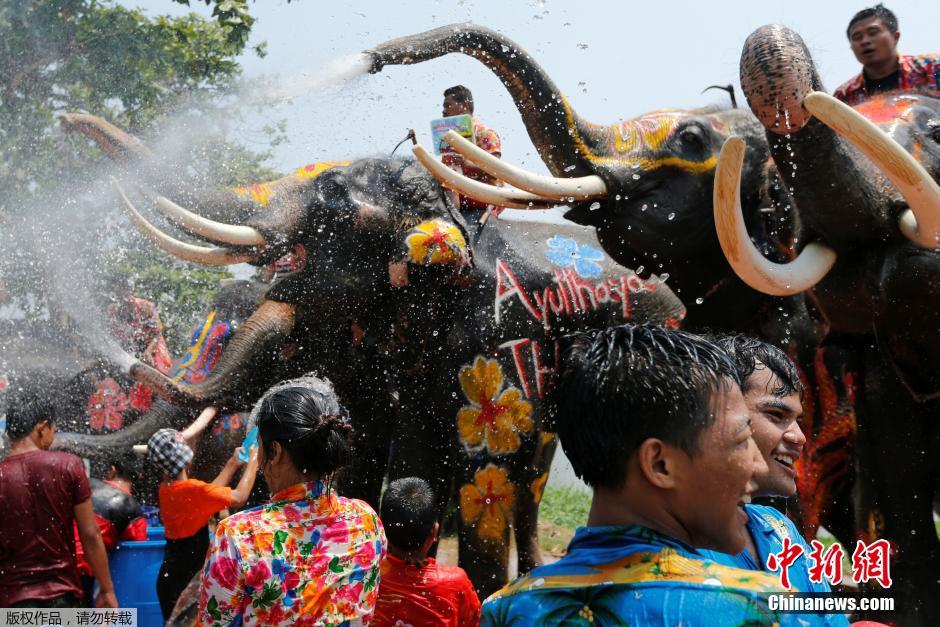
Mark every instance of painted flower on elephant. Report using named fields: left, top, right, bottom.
left=459, top=464, right=515, bottom=541
left=545, top=235, right=605, bottom=279
left=87, top=377, right=129, bottom=431
left=457, top=356, right=533, bottom=454
left=405, top=219, right=468, bottom=266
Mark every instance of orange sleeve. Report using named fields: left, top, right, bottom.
left=192, top=481, right=233, bottom=520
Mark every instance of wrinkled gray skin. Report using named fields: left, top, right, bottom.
left=737, top=25, right=940, bottom=624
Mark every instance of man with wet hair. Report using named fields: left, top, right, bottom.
left=834, top=4, right=940, bottom=104
left=441, top=84, right=503, bottom=214
left=0, top=377, right=117, bottom=608
left=699, top=335, right=849, bottom=626
left=373, top=477, right=480, bottom=626
left=480, top=324, right=797, bottom=625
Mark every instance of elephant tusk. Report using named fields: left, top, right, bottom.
left=804, top=92, right=940, bottom=249
left=412, top=145, right=561, bottom=209
left=714, top=138, right=837, bottom=296
left=149, top=194, right=267, bottom=248
left=112, top=178, right=258, bottom=266
left=442, top=131, right=607, bottom=201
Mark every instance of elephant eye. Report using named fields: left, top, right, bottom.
left=676, top=124, right=707, bottom=153
left=927, top=120, right=940, bottom=144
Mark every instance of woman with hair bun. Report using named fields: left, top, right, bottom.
left=196, top=377, right=387, bottom=626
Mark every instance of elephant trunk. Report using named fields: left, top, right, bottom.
left=740, top=25, right=893, bottom=250
left=366, top=23, right=603, bottom=177
left=52, top=399, right=187, bottom=459
left=131, top=299, right=296, bottom=408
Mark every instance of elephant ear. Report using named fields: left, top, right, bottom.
left=399, top=218, right=472, bottom=273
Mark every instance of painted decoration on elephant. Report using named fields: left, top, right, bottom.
left=457, top=356, right=533, bottom=454
left=170, top=310, right=232, bottom=384
left=212, top=412, right=243, bottom=447
left=459, top=464, right=515, bottom=541
left=530, top=472, right=548, bottom=504
left=87, top=377, right=130, bottom=431
left=544, top=235, right=604, bottom=278
left=494, top=256, right=663, bottom=330
left=404, top=219, right=468, bottom=267
left=232, top=161, right=350, bottom=206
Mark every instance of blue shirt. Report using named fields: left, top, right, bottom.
left=480, top=524, right=799, bottom=626
left=699, top=504, right=850, bottom=626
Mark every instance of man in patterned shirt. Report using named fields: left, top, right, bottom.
left=480, top=325, right=798, bottom=626
left=441, top=85, right=504, bottom=214
left=834, top=4, right=940, bottom=105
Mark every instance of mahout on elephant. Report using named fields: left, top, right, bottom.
left=57, top=112, right=685, bottom=595
left=366, top=22, right=861, bottom=561
left=703, top=24, right=940, bottom=623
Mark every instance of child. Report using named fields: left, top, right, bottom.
left=373, top=477, right=480, bottom=626
left=148, top=425, right=257, bottom=620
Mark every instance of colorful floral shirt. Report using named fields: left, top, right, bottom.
left=480, top=525, right=799, bottom=626
left=197, top=481, right=386, bottom=626
left=699, top=504, right=849, bottom=626
left=442, top=117, right=503, bottom=212
left=834, top=53, right=940, bottom=105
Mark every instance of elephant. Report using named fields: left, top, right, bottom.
left=56, top=113, right=686, bottom=595
left=365, top=23, right=860, bottom=553
left=702, top=24, right=940, bottom=623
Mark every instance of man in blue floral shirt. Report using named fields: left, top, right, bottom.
left=480, top=325, right=796, bottom=626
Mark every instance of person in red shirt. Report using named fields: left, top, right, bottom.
left=74, top=452, right=148, bottom=603
left=373, top=477, right=480, bottom=626
left=147, top=426, right=258, bottom=620
left=440, top=84, right=504, bottom=215
left=833, top=4, right=940, bottom=105
left=0, top=378, right=117, bottom=608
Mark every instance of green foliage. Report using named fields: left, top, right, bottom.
left=174, top=0, right=255, bottom=49
left=101, top=247, right=233, bottom=355
left=540, top=486, right=592, bottom=530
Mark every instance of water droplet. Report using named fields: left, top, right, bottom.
left=641, top=203, right=648, bottom=212
left=589, top=201, right=601, bottom=211
left=667, top=212, right=676, bottom=221
left=564, top=164, right=576, bottom=172
left=695, top=297, right=704, bottom=305
left=631, top=173, right=641, bottom=180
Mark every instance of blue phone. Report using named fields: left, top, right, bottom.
left=238, top=426, right=259, bottom=462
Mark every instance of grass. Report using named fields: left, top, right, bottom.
left=537, top=486, right=592, bottom=555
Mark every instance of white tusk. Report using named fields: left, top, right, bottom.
left=443, top=131, right=607, bottom=201
left=804, top=91, right=940, bottom=249
left=412, top=145, right=561, bottom=209
left=713, top=138, right=836, bottom=296
left=150, top=195, right=266, bottom=247
left=112, top=178, right=257, bottom=266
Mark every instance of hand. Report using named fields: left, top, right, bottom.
left=246, top=444, right=259, bottom=465
left=230, top=447, right=248, bottom=467
left=96, top=589, right=118, bottom=609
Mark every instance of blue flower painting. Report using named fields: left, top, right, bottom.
left=545, top=236, right=605, bottom=278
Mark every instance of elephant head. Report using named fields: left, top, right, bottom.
left=366, top=24, right=786, bottom=310
left=717, top=25, right=940, bottom=400
left=64, top=114, right=462, bottom=409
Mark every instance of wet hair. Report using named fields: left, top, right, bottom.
left=443, top=85, right=474, bottom=113
left=381, top=477, right=437, bottom=551
left=555, top=324, right=741, bottom=489
left=847, top=4, right=898, bottom=37
left=109, top=451, right=141, bottom=482
left=711, top=334, right=803, bottom=398
left=4, top=376, right=56, bottom=440
left=255, top=380, right=353, bottom=478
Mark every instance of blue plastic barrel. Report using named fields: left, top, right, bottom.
left=109, top=530, right=165, bottom=627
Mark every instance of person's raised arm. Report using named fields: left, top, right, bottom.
left=228, top=447, right=259, bottom=509
left=74, top=499, right=118, bottom=608
left=211, top=446, right=246, bottom=488
left=181, top=407, right=218, bottom=444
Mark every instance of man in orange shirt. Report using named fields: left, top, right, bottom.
left=373, top=477, right=480, bottom=626
left=834, top=4, right=940, bottom=105
left=148, top=427, right=258, bottom=620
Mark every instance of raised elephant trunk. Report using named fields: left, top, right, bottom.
left=53, top=399, right=187, bottom=459
left=366, top=23, right=606, bottom=178
left=131, top=299, right=296, bottom=408
left=739, top=25, right=894, bottom=250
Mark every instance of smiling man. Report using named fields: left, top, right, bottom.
left=834, top=4, right=940, bottom=105
left=480, top=325, right=798, bottom=626
left=698, top=336, right=850, bottom=626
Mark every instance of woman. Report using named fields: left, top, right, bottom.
left=196, top=377, right=386, bottom=626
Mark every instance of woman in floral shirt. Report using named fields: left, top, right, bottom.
left=197, top=378, right=386, bottom=626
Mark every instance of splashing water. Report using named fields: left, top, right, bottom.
left=248, top=53, right=374, bottom=106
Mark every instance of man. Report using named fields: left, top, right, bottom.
left=481, top=324, right=794, bottom=625
left=834, top=4, right=940, bottom=105
left=0, top=377, right=118, bottom=608
left=373, top=477, right=480, bottom=626
left=440, top=85, right=504, bottom=213
left=698, top=336, right=849, bottom=626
